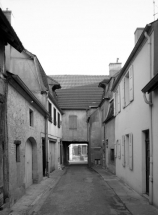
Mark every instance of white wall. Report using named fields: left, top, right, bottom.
left=115, top=32, right=154, bottom=194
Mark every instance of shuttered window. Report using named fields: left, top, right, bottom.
left=58, top=113, right=60, bottom=128
left=69, top=115, right=77, bottom=129
left=54, top=108, right=56, bottom=126
left=122, top=135, right=125, bottom=167
left=129, top=133, right=133, bottom=170
left=123, top=65, right=134, bottom=107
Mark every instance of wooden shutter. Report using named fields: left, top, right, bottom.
left=129, top=65, right=134, bottom=102
left=118, top=85, right=121, bottom=113
left=122, top=78, right=125, bottom=108
left=69, top=115, right=77, bottom=129
left=54, top=108, right=56, bottom=125
left=122, top=135, right=125, bottom=167
left=129, top=133, right=133, bottom=170
left=113, top=93, right=116, bottom=116
left=114, top=141, right=117, bottom=158
left=118, top=140, right=121, bottom=159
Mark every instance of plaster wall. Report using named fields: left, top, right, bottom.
left=62, top=110, right=87, bottom=142
left=115, top=33, right=153, bottom=194
left=7, top=84, right=45, bottom=206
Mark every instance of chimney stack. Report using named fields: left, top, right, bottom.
left=109, top=58, right=121, bottom=77
left=3, top=8, right=11, bottom=24
left=134, top=28, right=144, bottom=45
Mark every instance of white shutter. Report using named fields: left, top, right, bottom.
left=114, top=141, right=117, bottom=158
left=129, top=133, right=133, bottom=170
left=118, top=85, right=121, bottom=113
left=118, top=140, right=121, bottom=159
left=113, top=93, right=116, bottom=116
left=122, top=78, right=125, bottom=108
left=122, top=136, right=125, bottom=167
left=129, top=65, right=134, bottom=102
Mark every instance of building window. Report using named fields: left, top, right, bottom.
left=54, top=108, right=56, bottom=125
left=69, top=115, right=77, bottom=130
left=122, top=133, right=133, bottom=170
left=48, top=102, right=52, bottom=123
left=115, top=85, right=121, bottom=115
left=123, top=65, right=134, bottom=108
left=58, top=113, right=60, bottom=128
left=29, top=109, right=34, bottom=127
left=14, top=140, right=21, bottom=162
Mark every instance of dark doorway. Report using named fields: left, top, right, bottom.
left=42, top=138, right=46, bottom=176
left=145, top=130, right=150, bottom=195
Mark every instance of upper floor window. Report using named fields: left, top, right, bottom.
left=29, top=109, right=34, bottom=127
left=48, top=101, right=52, bottom=123
left=69, top=115, right=77, bottom=130
left=58, top=113, right=60, bottom=128
left=123, top=65, right=134, bottom=108
left=54, top=108, right=56, bottom=126
left=115, top=85, right=121, bottom=115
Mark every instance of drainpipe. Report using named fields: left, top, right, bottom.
left=45, top=92, right=49, bottom=177
left=144, top=31, right=153, bottom=204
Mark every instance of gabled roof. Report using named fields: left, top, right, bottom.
left=0, top=9, right=24, bottom=52
left=56, top=82, right=104, bottom=110
left=50, top=75, right=109, bottom=89
left=112, top=20, right=158, bottom=91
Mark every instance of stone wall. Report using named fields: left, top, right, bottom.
left=7, top=84, right=45, bottom=206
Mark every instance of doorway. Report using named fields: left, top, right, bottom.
left=42, top=138, right=46, bottom=176
left=49, top=141, right=55, bottom=172
left=25, top=139, right=33, bottom=188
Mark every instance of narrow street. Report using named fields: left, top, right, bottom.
left=37, top=165, right=131, bottom=215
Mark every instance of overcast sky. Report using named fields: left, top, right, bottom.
left=0, top=0, right=157, bottom=75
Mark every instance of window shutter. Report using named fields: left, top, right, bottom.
left=129, top=133, right=133, bottom=170
left=118, top=140, right=121, bottom=159
left=122, top=135, right=125, bottom=167
left=129, top=65, right=134, bottom=102
left=113, top=93, right=116, bottom=116
left=114, top=141, right=117, bottom=158
left=118, top=85, right=121, bottom=113
left=122, top=78, right=125, bottom=108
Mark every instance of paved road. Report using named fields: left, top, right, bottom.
left=37, top=165, right=131, bottom=215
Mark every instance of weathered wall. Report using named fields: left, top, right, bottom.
left=62, top=110, right=87, bottom=142
left=7, top=84, right=45, bottom=206
left=105, top=118, right=115, bottom=174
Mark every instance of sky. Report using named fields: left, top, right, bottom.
left=0, top=0, right=157, bottom=76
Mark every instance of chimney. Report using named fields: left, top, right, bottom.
left=109, top=58, right=122, bottom=77
left=134, top=28, right=144, bottom=45
left=3, top=8, right=11, bottom=24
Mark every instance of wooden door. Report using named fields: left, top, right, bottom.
left=0, top=140, right=3, bottom=207
left=145, top=131, right=150, bottom=195
left=25, top=140, right=33, bottom=188
left=42, top=138, right=46, bottom=176
left=49, top=141, right=55, bottom=172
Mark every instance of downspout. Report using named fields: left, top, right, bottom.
left=144, top=31, right=153, bottom=204
left=45, top=92, right=49, bottom=177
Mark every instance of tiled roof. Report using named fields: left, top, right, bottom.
left=55, top=83, right=104, bottom=109
left=51, top=75, right=109, bottom=110
left=50, top=75, right=109, bottom=89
